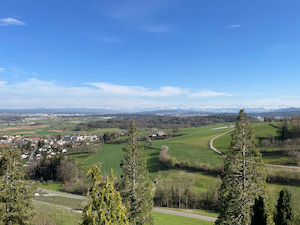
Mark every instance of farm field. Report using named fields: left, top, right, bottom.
left=0, top=121, right=121, bottom=136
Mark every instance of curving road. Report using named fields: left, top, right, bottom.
left=209, top=130, right=300, bottom=170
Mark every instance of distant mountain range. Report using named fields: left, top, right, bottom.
left=1, top=107, right=300, bottom=117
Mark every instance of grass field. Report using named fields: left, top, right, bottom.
left=153, top=211, right=214, bottom=225
left=152, top=124, right=234, bottom=167
left=37, top=182, right=63, bottom=192
left=212, top=122, right=295, bottom=165
left=34, top=196, right=85, bottom=210
left=33, top=201, right=82, bottom=225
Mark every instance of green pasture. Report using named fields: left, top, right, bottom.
left=73, top=142, right=167, bottom=179
left=33, top=201, right=81, bottom=225
left=79, top=144, right=126, bottom=177
left=212, top=122, right=296, bottom=165
left=35, top=196, right=84, bottom=210
left=166, top=207, right=218, bottom=218
left=153, top=211, right=214, bottom=225
left=158, top=169, right=220, bottom=192
left=152, top=124, right=234, bottom=167
left=38, top=182, right=63, bottom=192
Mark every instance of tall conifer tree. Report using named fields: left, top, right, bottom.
left=216, top=110, right=273, bottom=225
left=119, top=121, right=154, bottom=225
left=0, top=148, right=34, bottom=224
left=274, top=189, right=293, bottom=225
left=81, top=165, right=129, bottom=225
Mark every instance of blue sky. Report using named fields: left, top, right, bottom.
left=0, top=0, right=300, bottom=109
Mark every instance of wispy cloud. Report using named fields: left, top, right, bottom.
left=226, top=24, right=241, bottom=29
left=142, top=25, right=172, bottom=33
left=87, top=82, right=187, bottom=97
left=0, top=68, right=5, bottom=73
left=0, top=79, right=234, bottom=108
left=0, top=17, right=26, bottom=26
left=188, top=90, right=233, bottom=98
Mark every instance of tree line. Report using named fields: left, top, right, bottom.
left=74, top=114, right=240, bottom=131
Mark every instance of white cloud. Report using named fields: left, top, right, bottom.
left=0, top=81, right=7, bottom=86
left=0, top=79, right=235, bottom=108
left=0, top=17, right=26, bottom=26
left=188, top=90, right=233, bottom=98
left=0, top=68, right=5, bottom=73
left=87, top=82, right=187, bottom=97
left=226, top=24, right=241, bottom=29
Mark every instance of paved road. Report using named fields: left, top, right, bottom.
left=209, top=129, right=234, bottom=155
left=39, top=189, right=217, bottom=222
left=209, top=130, right=300, bottom=170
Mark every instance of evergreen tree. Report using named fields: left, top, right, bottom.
left=216, top=109, right=273, bottom=225
left=0, top=148, right=34, bottom=225
left=81, top=165, right=129, bottom=225
left=251, top=196, right=267, bottom=225
left=119, top=121, right=154, bottom=225
left=274, top=189, right=293, bottom=225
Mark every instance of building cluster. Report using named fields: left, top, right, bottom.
left=0, top=134, right=102, bottom=161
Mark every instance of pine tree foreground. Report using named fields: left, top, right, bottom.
left=119, top=121, right=154, bottom=225
left=216, top=109, right=273, bottom=225
left=0, top=148, right=34, bottom=225
left=81, top=166, right=129, bottom=225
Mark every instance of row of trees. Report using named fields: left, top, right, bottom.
left=278, top=117, right=300, bottom=140
left=75, top=114, right=239, bottom=131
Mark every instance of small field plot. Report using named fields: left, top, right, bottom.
left=153, top=211, right=214, bottom=225
left=34, top=196, right=85, bottom=210
left=158, top=169, right=221, bottom=192
left=80, top=144, right=126, bottom=177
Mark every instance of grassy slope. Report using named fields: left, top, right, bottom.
left=34, top=196, right=84, bottom=210
left=152, top=124, right=233, bottom=167
left=33, top=201, right=81, bottom=225
left=213, top=122, right=294, bottom=165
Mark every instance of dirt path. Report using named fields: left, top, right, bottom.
left=39, top=189, right=217, bottom=222
left=209, top=129, right=234, bottom=155
left=209, top=130, right=300, bottom=170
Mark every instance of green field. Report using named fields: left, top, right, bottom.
left=35, top=196, right=84, bottom=210
left=153, top=124, right=233, bottom=167
left=33, top=201, right=82, bottom=225
left=212, top=122, right=300, bottom=165
left=153, top=212, right=214, bottom=225
left=38, top=182, right=63, bottom=192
